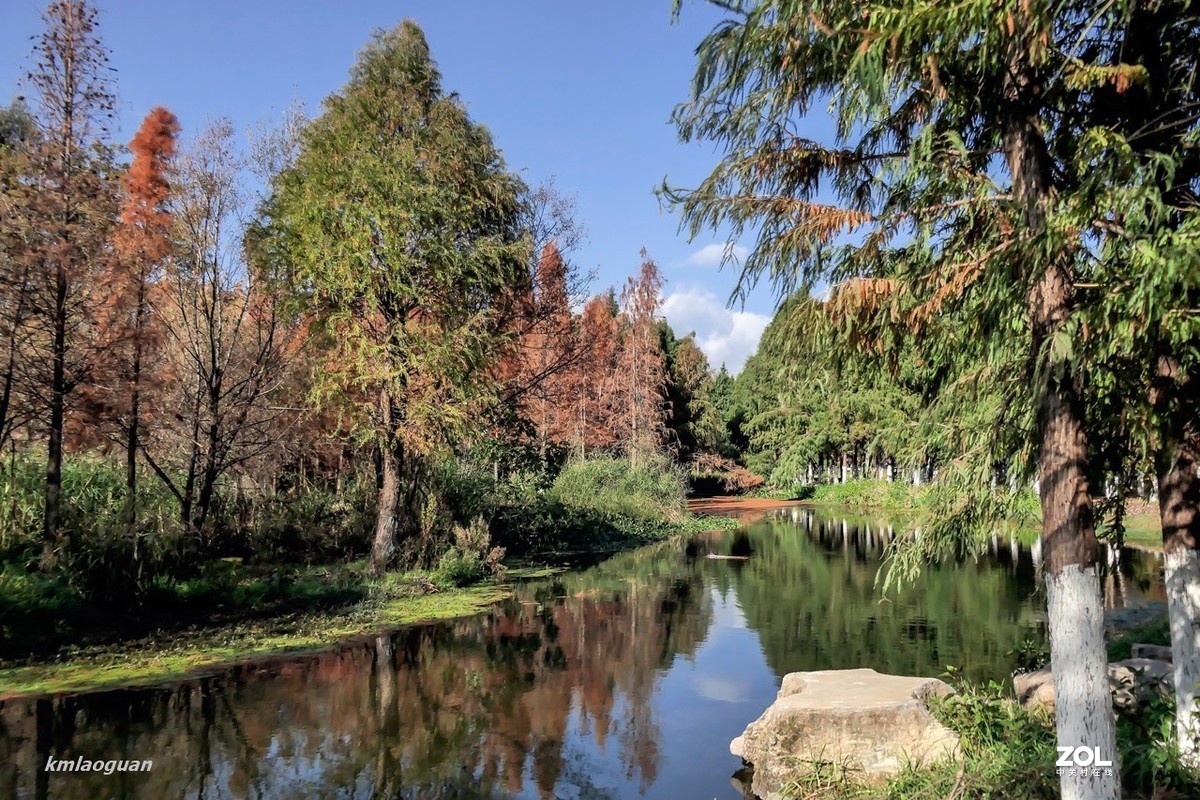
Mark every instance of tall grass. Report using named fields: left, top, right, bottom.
left=550, top=454, right=689, bottom=524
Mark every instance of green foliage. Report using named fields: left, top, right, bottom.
left=239, top=478, right=374, bottom=564
left=550, top=454, right=689, bottom=526
left=804, top=479, right=928, bottom=511
left=433, top=518, right=505, bottom=588
left=435, top=452, right=696, bottom=555
left=1, top=456, right=191, bottom=604
left=263, top=19, right=527, bottom=457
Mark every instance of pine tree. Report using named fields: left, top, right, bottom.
left=660, top=2, right=1200, bottom=793
left=616, top=251, right=667, bottom=467
left=108, top=107, right=178, bottom=524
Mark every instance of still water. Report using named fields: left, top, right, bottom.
left=0, top=507, right=1165, bottom=799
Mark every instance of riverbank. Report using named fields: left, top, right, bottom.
left=777, top=614, right=1195, bottom=800
left=0, top=574, right=514, bottom=698
left=756, top=479, right=1165, bottom=550
left=0, top=509, right=736, bottom=698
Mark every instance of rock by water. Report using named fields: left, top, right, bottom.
left=730, top=668, right=960, bottom=799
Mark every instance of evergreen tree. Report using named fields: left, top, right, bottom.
left=266, top=21, right=526, bottom=572
left=662, top=1, right=1200, bottom=792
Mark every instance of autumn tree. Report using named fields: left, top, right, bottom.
left=142, top=120, right=293, bottom=538
left=572, top=292, right=620, bottom=456
left=492, top=180, right=591, bottom=455
left=0, top=99, right=37, bottom=451
left=103, top=107, right=179, bottom=524
left=265, top=21, right=527, bottom=573
left=500, top=241, right=582, bottom=454
left=615, top=252, right=667, bottom=467
left=24, top=0, right=117, bottom=568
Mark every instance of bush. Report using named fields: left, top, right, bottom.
left=549, top=454, right=688, bottom=525
left=0, top=456, right=193, bottom=605
left=432, top=518, right=504, bottom=587
left=241, top=477, right=374, bottom=564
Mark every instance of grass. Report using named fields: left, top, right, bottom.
left=777, top=478, right=1167, bottom=551
left=0, top=567, right=511, bottom=697
left=1108, top=616, right=1172, bottom=661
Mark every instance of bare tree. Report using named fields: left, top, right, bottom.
left=141, top=120, right=293, bottom=537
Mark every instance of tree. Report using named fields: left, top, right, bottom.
left=24, top=0, right=117, bottom=569
left=266, top=21, right=527, bottom=573
left=105, top=107, right=178, bottom=524
left=499, top=241, right=583, bottom=454
left=616, top=251, right=666, bottom=467
left=660, top=325, right=719, bottom=460
left=661, top=3, right=1190, bottom=795
left=573, top=292, right=620, bottom=456
left=143, top=119, right=293, bottom=538
left=0, top=99, right=37, bottom=451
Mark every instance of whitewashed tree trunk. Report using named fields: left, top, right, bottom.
left=1046, top=564, right=1120, bottom=800
left=1166, top=547, right=1200, bottom=768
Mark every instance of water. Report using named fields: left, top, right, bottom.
left=0, top=507, right=1165, bottom=799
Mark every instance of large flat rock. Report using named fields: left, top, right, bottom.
left=731, top=668, right=959, bottom=799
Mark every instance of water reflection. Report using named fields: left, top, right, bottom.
left=0, top=510, right=1165, bottom=799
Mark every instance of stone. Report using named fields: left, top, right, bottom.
left=1108, top=658, right=1173, bottom=712
left=730, top=668, right=960, bottom=799
left=1130, top=643, right=1173, bottom=662
left=1013, top=667, right=1057, bottom=710
left=1013, top=658, right=1174, bottom=714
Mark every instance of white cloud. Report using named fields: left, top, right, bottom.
left=685, top=242, right=749, bottom=268
left=661, top=287, right=770, bottom=374
left=692, top=675, right=748, bottom=704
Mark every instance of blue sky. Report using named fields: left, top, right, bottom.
left=0, top=0, right=784, bottom=371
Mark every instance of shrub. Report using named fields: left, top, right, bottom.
left=550, top=455, right=688, bottom=525
left=432, top=518, right=504, bottom=587
left=239, top=478, right=374, bottom=565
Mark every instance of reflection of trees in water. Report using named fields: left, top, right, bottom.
left=717, top=511, right=1163, bottom=683
left=0, top=547, right=712, bottom=799
left=714, top=515, right=1046, bottom=682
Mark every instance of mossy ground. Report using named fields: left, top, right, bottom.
left=0, top=576, right=510, bottom=698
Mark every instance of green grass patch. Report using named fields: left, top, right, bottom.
left=1108, top=617, right=1172, bottom=661
left=0, top=572, right=511, bottom=698
left=798, top=479, right=930, bottom=511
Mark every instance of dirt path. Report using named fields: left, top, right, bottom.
left=688, top=496, right=800, bottom=520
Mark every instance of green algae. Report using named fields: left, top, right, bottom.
left=0, top=581, right=511, bottom=698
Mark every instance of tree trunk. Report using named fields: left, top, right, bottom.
left=370, top=395, right=401, bottom=575
left=1004, top=27, right=1118, bottom=799
left=1156, top=422, right=1200, bottom=767
left=371, top=444, right=400, bottom=575
left=124, top=281, right=146, bottom=528
left=41, top=264, right=68, bottom=572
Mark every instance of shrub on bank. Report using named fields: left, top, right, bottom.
left=550, top=454, right=688, bottom=524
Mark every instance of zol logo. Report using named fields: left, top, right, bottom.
left=1056, top=746, right=1114, bottom=769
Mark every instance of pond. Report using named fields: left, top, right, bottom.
left=0, top=506, right=1165, bottom=799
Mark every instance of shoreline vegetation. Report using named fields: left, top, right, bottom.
left=787, top=614, right=1191, bottom=800
left=0, top=452, right=737, bottom=698
left=757, top=478, right=1165, bottom=552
